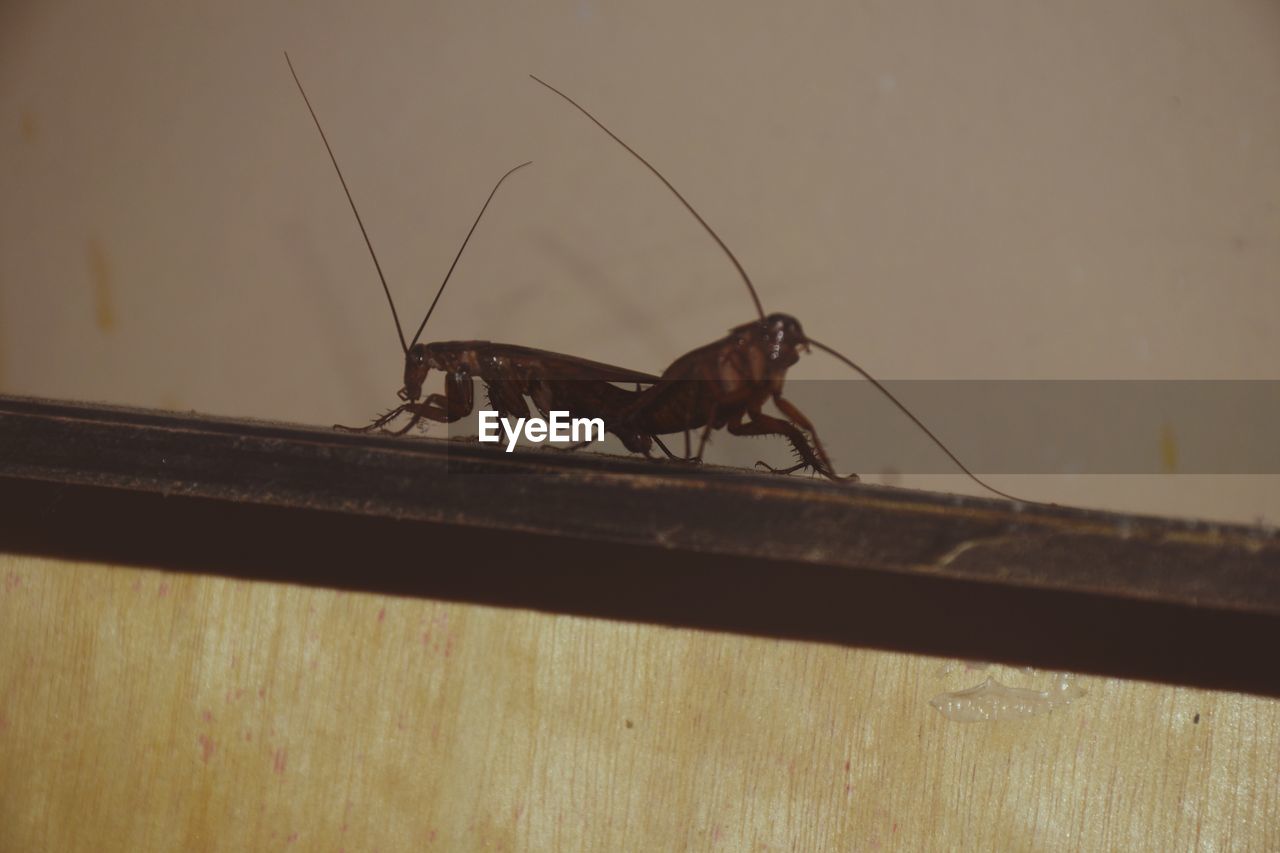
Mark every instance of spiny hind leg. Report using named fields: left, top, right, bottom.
left=771, top=394, right=843, bottom=476
left=770, top=395, right=857, bottom=482
left=725, top=411, right=825, bottom=474
left=729, top=409, right=857, bottom=482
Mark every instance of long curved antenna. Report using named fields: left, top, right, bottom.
left=285, top=52, right=407, bottom=353
left=407, top=160, right=533, bottom=349
left=808, top=338, right=1045, bottom=505
left=530, top=75, right=766, bottom=321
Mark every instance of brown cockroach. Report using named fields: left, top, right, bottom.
left=532, top=75, right=1036, bottom=502
left=286, top=54, right=681, bottom=456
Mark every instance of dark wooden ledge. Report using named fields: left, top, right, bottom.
left=2, top=394, right=1278, bottom=694
left=1, top=393, right=1277, bottom=613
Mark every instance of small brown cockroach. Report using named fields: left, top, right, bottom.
left=287, top=54, right=684, bottom=457
left=532, top=75, right=1037, bottom=502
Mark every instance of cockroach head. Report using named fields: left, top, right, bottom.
left=731, top=313, right=809, bottom=365
left=400, top=343, right=431, bottom=402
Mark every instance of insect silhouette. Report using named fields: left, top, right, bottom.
left=286, top=53, right=684, bottom=454
left=531, top=74, right=1036, bottom=503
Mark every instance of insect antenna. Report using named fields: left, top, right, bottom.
left=407, top=160, right=533, bottom=349
left=530, top=75, right=766, bottom=321
left=285, top=52, right=408, bottom=353
left=808, top=338, right=1043, bottom=505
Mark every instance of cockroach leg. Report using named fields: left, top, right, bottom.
left=334, top=404, right=412, bottom=433
left=727, top=406, right=857, bottom=482
left=693, top=404, right=721, bottom=462
left=386, top=412, right=423, bottom=436
left=652, top=435, right=682, bottom=460
left=770, top=393, right=847, bottom=478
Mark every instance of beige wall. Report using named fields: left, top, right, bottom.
left=2, top=0, right=1277, bottom=521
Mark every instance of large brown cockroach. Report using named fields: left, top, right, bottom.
left=287, top=54, right=684, bottom=457
left=531, top=75, right=1034, bottom=502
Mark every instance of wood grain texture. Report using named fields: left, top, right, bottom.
left=2, top=553, right=1276, bottom=851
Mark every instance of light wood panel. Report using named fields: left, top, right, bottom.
left=2, top=552, right=1276, bottom=851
